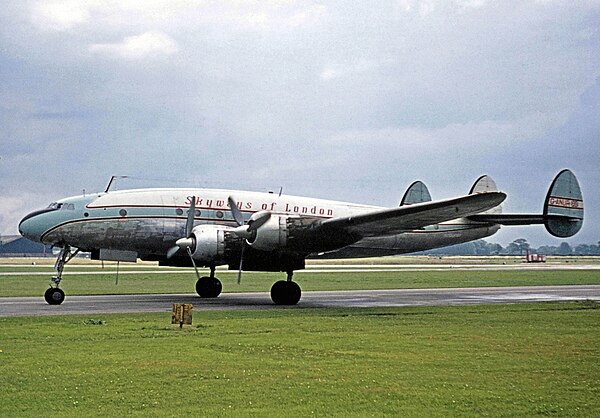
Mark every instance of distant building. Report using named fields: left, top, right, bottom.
left=0, top=235, right=52, bottom=257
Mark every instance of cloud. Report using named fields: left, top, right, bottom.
left=89, top=31, right=178, bottom=59
left=319, top=59, right=389, bottom=81
left=30, top=0, right=90, bottom=31
left=2, top=0, right=599, bottom=245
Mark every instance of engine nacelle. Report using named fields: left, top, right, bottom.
left=247, top=215, right=288, bottom=251
left=189, top=224, right=229, bottom=263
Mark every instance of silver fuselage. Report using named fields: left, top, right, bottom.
left=19, top=188, right=499, bottom=265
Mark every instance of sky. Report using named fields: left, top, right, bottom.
left=1, top=0, right=599, bottom=247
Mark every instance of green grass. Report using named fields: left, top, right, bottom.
left=1, top=302, right=599, bottom=416
left=1, top=269, right=600, bottom=297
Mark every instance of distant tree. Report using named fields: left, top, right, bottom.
left=574, top=244, right=591, bottom=255
left=537, top=245, right=558, bottom=255
left=504, top=238, right=530, bottom=255
left=514, top=238, right=530, bottom=255
left=489, top=243, right=503, bottom=255
left=472, top=240, right=489, bottom=255
left=557, top=242, right=572, bottom=256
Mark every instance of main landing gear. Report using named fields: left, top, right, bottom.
left=44, top=246, right=79, bottom=305
left=270, top=271, right=301, bottom=305
left=195, top=266, right=222, bottom=298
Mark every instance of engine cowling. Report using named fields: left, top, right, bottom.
left=189, top=224, right=229, bottom=263
left=246, top=215, right=288, bottom=251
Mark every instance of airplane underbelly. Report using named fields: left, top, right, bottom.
left=313, top=225, right=500, bottom=259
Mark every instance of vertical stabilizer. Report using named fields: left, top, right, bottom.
left=469, top=175, right=498, bottom=194
left=469, top=175, right=501, bottom=214
left=400, top=181, right=432, bottom=206
left=544, top=169, right=583, bottom=237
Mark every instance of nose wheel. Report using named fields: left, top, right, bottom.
left=44, top=287, right=65, bottom=305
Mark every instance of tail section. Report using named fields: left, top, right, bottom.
left=467, top=169, right=584, bottom=238
left=543, top=169, right=583, bottom=237
left=400, top=181, right=432, bottom=206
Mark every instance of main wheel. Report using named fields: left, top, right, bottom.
left=270, top=280, right=301, bottom=305
left=196, top=276, right=222, bottom=298
left=44, top=287, right=65, bottom=305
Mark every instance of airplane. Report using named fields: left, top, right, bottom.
left=18, top=169, right=583, bottom=306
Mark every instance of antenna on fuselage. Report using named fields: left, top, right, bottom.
left=104, top=175, right=129, bottom=193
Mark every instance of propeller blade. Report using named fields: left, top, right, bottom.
left=237, top=243, right=245, bottom=284
left=166, top=246, right=180, bottom=259
left=228, top=196, right=245, bottom=226
left=247, top=211, right=271, bottom=232
left=186, top=247, right=201, bottom=281
left=185, top=197, right=196, bottom=238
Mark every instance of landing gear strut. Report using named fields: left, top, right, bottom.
left=195, top=265, right=222, bottom=298
left=44, top=246, right=79, bottom=305
left=271, top=271, right=301, bottom=305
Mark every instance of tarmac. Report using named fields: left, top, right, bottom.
left=1, top=285, right=599, bottom=317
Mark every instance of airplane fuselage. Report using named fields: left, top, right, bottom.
left=19, top=188, right=499, bottom=267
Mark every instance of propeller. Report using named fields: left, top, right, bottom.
left=228, top=196, right=271, bottom=283
left=167, top=197, right=197, bottom=259
left=166, top=197, right=203, bottom=281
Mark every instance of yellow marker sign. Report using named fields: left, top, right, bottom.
left=172, top=304, right=193, bottom=328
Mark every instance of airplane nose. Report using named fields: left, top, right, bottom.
left=18, top=208, right=55, bottom=242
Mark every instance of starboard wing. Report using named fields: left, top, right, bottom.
left=320, top=192, right=506, bottom=238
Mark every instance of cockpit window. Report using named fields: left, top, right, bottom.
left=46, top=202, right=75, bottom=210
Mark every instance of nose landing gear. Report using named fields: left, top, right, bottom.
left=44, top=246, right=79, bottom=305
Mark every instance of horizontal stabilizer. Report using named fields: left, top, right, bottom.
left=400, top=181, right=432, bottom=206
left=468, top=169, right=583, bottom=238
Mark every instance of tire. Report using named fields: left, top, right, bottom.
left=44, top=287, right=65, bottom=305
left=271, top=280, right=301, bottom=305
left=196, top=277, right=222, bottom=298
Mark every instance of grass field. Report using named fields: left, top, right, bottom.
left=1, top=269, right=600, bottom=297
left=1, top=302, right=599, bottom=416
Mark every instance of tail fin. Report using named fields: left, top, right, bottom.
left=400, top=181, right=432, bottom=206
left=469, top=175, right=499, bottom=194
left=543, top=169, right=583, bottom=237
left=467, top=169, right=584, bottom=238
left=469, top=175, right=502, bottom=214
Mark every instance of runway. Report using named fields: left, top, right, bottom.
left=1, top=285, right=599, bottom=317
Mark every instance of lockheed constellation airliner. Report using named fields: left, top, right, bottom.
left=19, top=169, right=583, bottom=305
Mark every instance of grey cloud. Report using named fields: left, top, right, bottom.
left=0, top=1, right=599, bottom=246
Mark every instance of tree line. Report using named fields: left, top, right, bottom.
left=420, top=238, right=600, bottom=256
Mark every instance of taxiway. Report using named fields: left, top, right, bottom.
left=1, top=285, right=599, bottom=317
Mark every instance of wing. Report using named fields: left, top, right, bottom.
left=321, top=192, right=506, bottom=238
